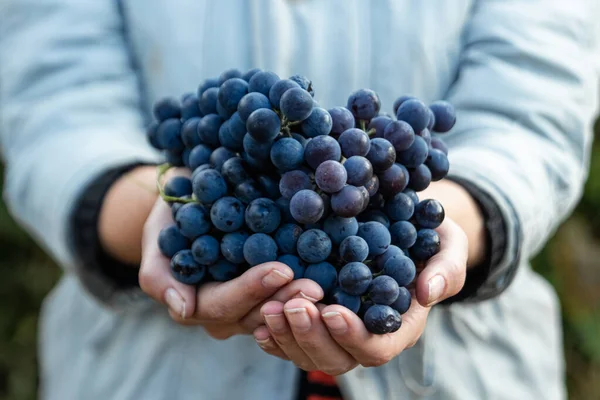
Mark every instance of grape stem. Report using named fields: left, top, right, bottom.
left=367, top=128, right=377, bottom=137
left=360, top=120, right=367, bottom=131
left=156, top=163, right=197, bottom=204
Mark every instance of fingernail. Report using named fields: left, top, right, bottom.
left=165, top=288, right=186, bottom=319
left=262, top=269, right=292, bottom=288
left=285, top=308, right=311, bottom=332
left=298, top=291, right=320, bottom=302
left=322, top=312, right=348, bottom=334
left=264, top=314, right=287, bottom=333
left=255, top=337, right=272, bottom=349
left=427, top=275, right=446, bottom=306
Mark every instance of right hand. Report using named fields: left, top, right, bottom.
left=140, top=196, right=324, bottom=339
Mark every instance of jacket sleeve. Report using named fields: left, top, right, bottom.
left=444, top=0, right=600, bottom=299
left=0, top=0, right=162, bottom=308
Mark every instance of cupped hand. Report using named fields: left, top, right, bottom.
left=253, top=217, right=468, bottom=375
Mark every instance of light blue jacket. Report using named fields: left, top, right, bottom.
left=1, top=1, right=599, bottom=399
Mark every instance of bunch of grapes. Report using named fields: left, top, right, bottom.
left=147, top=68, right=455, bottom=335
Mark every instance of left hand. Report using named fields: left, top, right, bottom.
left=252, top=217, right=468, bottom=375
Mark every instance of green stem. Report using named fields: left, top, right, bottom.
left=156, top=163, right=197, bottom=204
left=367, top=128, right=377, bottom=137
left=360, top=120, right=367, bottom=131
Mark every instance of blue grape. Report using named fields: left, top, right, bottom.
left=330, top=287, right=361, bottom=313
left=418, top=128, right=432, bottom=147
left=280, top=88, right=314, bottom=122
left=191, top=235, right=220, bottom=265
left=304, top=135, right=342, bottom=169
left=430, top=137, right=449, bottom=155
left=188, top=144, right=213, bottom=170
left=389, top=221, right=418, bottom=249
left=209, top=147, right=237, bottom=172
left=181, top=94, right=202, bottom=120
left=392, top=95, right=415, bottom=115
left=383, top=255, right=416, bottom=287
left=275, top=197, right=294, bottom=223
left=220, top=231, right=249, bottom=264
left=315, top=160, right=347, bottom=194
left=323, top=215, right=359, bottom=245
left=153, top=97, right=181, bottom=121
left=247, top=108, right=281, bottom=142
left=339, top=235, right=369, bottom=263
left=339, top=128, right=371, bottom=158
left=427, top=108, right=436, bottom=131
left=338, top=262, right=372, bottom=295
left=210, top=196, right=245, bottom=232
left=197, top=114, right=223, bottom=147
left=170, top=250, right=206, bottom=285
left=164, top=176, right=192, bottom=198
left=248, top=71, right=280, bottom=96
left=209, top=260, right=239, bottom=282
left=347, top=89, right=381, bottom=121
left=191, top=164, right=212, bottom=183
left=305, top=262, right=337, bottom=294
left=357, top=221, right=391, bottom=257
left=234, top=180, right=264, bottom=204
left=278, top=254, right=306, bottom=280
left=366, top=138, right=396, bottom=172
left=279, top=170, right=312, bottom=199
left=156, top=119, right=184, bottom=151
left=218, top=68, right=243, bottom=85
left=414, top=199, right=445, bottom=229
left=368, top=116, right=393, bottom=138
left=175, top=203, right=211, bottom=240
left=270, top=138, right=304, bottom=172
left=403, top=188, right=419, bottom=206
left=216, top=98, right=233, bottom=119
left=256, top=175, right=281, bottom=199
left=365, top=175, right=380, bottom=197
left=221, top=157, right=251, bottom=186
left=426, top=148, right=450, bottom=181
left=363, top=305, right=401, bottom=334
left=181, top=148, right=191, bottom=167
left=367, top=276, right=400, bottom=305
left=171, top=198, right=189, bottom=220
left=331, top=185, right=364, bottom=218
left=243, top=133, right=273, bottom=160
left=328, top=106, right=355, bottom=138
left=158, top=225, right=190, bottom=258
left=373, top=245, right=404, bottom=273
left=358, top=186, right=370, bottom=212
left=384, top=120, right=415, bottom=152
left=269, top=79, right=301, bottom=109
left=411, top=229, right=441, bottom=261
left=198, top=78, right=219, bottom=97
left=408, top=164, right=432, bottom=191
left=192, top=169, right=227, bottom=204
left=300, top=107, right=333, bottom=137
left=344, top=156, right=373, bottom=187
left=245, top=198, right=281, bottom=233
left=429, top=101, right=456, bottom=133
left=217, top=121, right=240, bottom=152
left=146, top=121, right=161, bottom=149
left=296, top=229, right=332, bottom=263
left=378, top=163, right=409, bottom=197
left=396, top=99, right=429, bottom=133
left=243, top=233, right=278, bottom=266
left=181, top=117, right=202, bottom=148
left=242, top=68, right=262, bottom=82
left=357, top=210, right=390, bottom=228
left=289, top=74, right=314, bottom=96
left=390, top=287, right=411, bottom=315
left=199, top=87, right=219, bottom=115
left=274, top=223, right=303, bottom=254
left=237, top=92, right=271, bottom=122
left=290, top=190, right=325, bottom=225
left=384, top=192, right=414, bottom=221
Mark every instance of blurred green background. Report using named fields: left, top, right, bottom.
left=0, top=123, right=599, bottom=400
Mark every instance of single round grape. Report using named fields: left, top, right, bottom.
left=158, top=225, right=190, bottom=258
left=217, top=112, right=246, bottom=151
left=242, top=68, right=262, bottom=82
left=392, top=95, right=415, bottom=115
left=331, top=185, right=364, bottom=218
left=383, top=255, right=416, bottom=287
left=363, top=305, right=401, bottom=334
left=181, top=117, right=202, bottom=148
left=390, top=287, right=411, bottom=315
left=402, top=188, right=419, bottom=206
left=234, top=180, right=264, bottom=204
left=256, top=175, right=281, bottom=199
left=153, top=97, right=181, bottom=121
left=411, top=229, right=441, bottom=261
left=368, top=116, right=393, bottom=138
left=245, top=198, right=281, bottom=233
left=243, top=133, right=273, bottom=160
left=290, top=189, right=325, bottom=225
left=192, top=169, right=227, bottom=204
left=188, top=144, right=213, bottom=170
left=218, top=78, right=248, bottom=114
left=408, top=164, right=432, bottom=191
left=429, top=101, right=456, bottom=133
left=339, top=128, right=371, bottom=157
left=344, top=156, right=373, bottom=187
left=389, top=221, right=418, bottom=249
left=278, top=254, right=306, bottom=280
left=221, top=157, right=251, bottom=186
left=315, top=160, right=347, bottom=194
left=269, top=79, right=301, bottom=109
left=191, top=235, right=220, bottom=265
left=384, top=192, right=414, bottom=221
left=209, top=260, right=239, bottom=282
left=304, top=135, right=342, bottom=169
left=164, top=176, right=192, bottom=198
left=220, top=231, right=249, bottom=264
left=330, top=287, right=361, bottom=313
left=367, top=276, right=400, bottom=305
left=248, top=71, right=280, bottom=96
left=305, top=262, right=337, bottom=294
left=328, top=106, right=356, bottom=137
left=198, top=78, right=219, bottom=97
left=323, top=215, right=359, bottom=245
left=156, top=119, right=184, bottom=151
left=426, top=149, right=450, bottom=181
left=357, top=221, right=391, bottom=257
left=218, top=68, right=243, bottom=85
left=364, top=175, right=380, bottom=197
left=170, top=250, right=206, bottom=285
left=338, top=262, right=372, bottom=295
left=274, top=223, right=304, bottom=254
left=357, top=210, right=390, bottom=228
left=270, top=138, right=304, bottom=172
left=296, top=229, right=332, bottom=263
left=197, top=114, right=223, bottom=147
left=301, top=107, right=333, bottom=137
left=347, top=89, right=381, bottom=121
left=279, top=170, right=313, bottom=200
left=373, top=245, right=404, bottom=273
left=430, top=137, right=449, bottom=155
left=289, top=74, right=314, bottom=96
left=415, top=199, right=445, bottom=229
left=181, top=94, right=201, bottom=121
left=378, top=163, right=409, bottom=197
left=339, top=235, right=369, bottom=263
left=396, top=98, right=429, bottom=133
left=243, top=233, right=278, bottom=266
left=209, top=147, right=236, bottom=172
left=210, top=196, right=245, bottom=232
left=237, top=92, right=271, bottom=122
left=280, top=87, right=314, bottom=121
left=199, top=87, right=219, bottom=115
left=247, top=108, right=281, bottom=143
left=366, top=138, right=396, bottom=172
left=175, top=203, right=211, bottom=239
left=383, top=120, right=415, bottom=152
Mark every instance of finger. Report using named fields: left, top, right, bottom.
left=140, top=197, right=197, bottom=319
left=239, top=279, right=324, bottom=332
left=253, top=325, right=290, bottom=360
left=261, top=301, right=317, bottom=371
left=416, top=218, right=468, bottom=307
left=193, top=261, right=294, bottom=323
left=321, top=299, right=430, bottom=367
left=283, top=299, right=358, bottom=376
